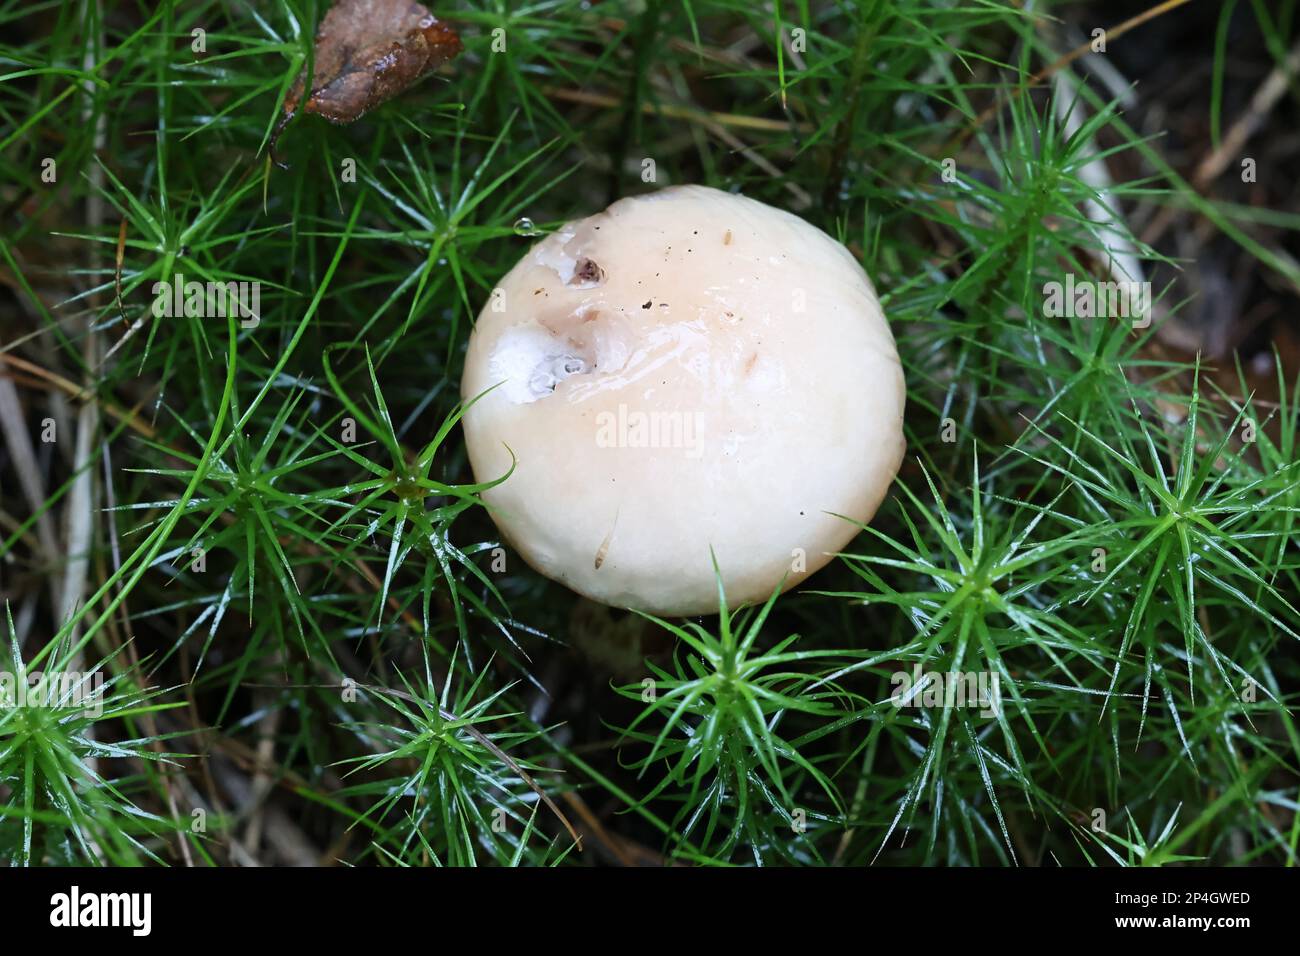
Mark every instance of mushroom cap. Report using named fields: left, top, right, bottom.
left=461, top=185, right=905, bottom=615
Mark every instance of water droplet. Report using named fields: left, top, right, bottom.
left=513, top=217, right=538, bottom=237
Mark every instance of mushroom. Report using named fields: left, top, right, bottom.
left=460, top=185, right=905, bottom=616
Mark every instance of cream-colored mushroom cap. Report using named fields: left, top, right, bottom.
left=461, top=185, right=905, bottom=616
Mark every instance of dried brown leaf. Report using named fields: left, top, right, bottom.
left=284, top=0, right=462, bottom=124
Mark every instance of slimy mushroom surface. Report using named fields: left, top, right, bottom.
left=461, top=185, right=905, bottom=615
